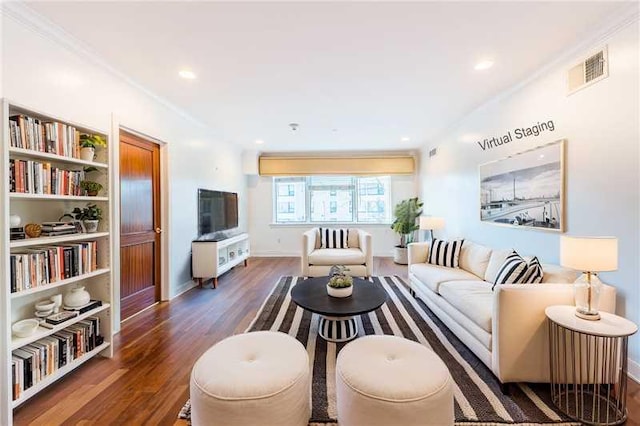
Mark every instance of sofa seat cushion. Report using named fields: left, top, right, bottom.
left=409, top=263, right=479, bottom=294
left=308, top=248, right=365, bottom=266
left=438, top=281, right=493, bottom=333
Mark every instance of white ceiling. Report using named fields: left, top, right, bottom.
left=28, top=1, right=627, bottom=152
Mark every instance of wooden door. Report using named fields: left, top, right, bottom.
left=119, top=130, right=161, bottom=321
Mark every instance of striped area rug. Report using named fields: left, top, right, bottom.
left=181, top=276, right=578, bottom=425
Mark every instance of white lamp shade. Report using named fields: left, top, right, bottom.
left=560, top=236, right=618, bottom=272
left=419, top=216, right=445, bottom=230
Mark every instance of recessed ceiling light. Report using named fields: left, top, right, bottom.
left=474, top=60, right=494, bottom=71
left=179, top=70, right=196, bottom=79
left=401, top=137, right=410, bottom=142
left=255, top=139, right=264, bottom=145
left=539, top=154, right=545, bottom=159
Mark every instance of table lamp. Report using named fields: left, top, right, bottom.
left=419, top=217, right=445, bottom=241
left=560, top=236, right=618, bottom=321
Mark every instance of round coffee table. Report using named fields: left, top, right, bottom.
left=291, top=277, right=387, bottom=342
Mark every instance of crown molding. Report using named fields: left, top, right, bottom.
left=1, top=1, right=215, bottom=132
left=428, top=2, right=640, bottom=146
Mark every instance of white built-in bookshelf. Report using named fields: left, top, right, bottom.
left=0, top=99, right=114, bottom=423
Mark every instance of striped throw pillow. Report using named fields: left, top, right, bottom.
left=427, top=239, right=463, bottom=268
left=319, top=228, right=349, bottom=249
left=522, top=256, right=544, bottom=284
left=492, top=251, right=528, bottom=289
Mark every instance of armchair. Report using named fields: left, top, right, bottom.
left=301, top=228, right=373, bottom=278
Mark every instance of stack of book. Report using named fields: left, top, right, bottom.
left=11, top=316, right=102, bottom=401
left=9, top=241, right=99, bottom=293
left=10, top=227, right=25, bottom=241
left=9, top=159, right=85, bottom=196
left=9, top=114, right=81, bottom=158
left=40, top=222, right=78, bottom=237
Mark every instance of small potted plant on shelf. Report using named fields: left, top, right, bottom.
left=391, top=197, right=423, bottom=265
left=72, top=203, right=103, bottom=233
left=80, top=180, right=103, bottom=197
left=79, top=134, right=107, bottom=162
left=327, top=265, right=353, bottom=298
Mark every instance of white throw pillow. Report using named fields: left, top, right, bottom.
left=492, top=251, right=528, bottom=290
left=319, top=228, right=349, bottom=249
left=427, top=239, right=463, bottom=268
left=522, top=257, right=544, bottom=283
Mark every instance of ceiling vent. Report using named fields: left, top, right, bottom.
left=428, top=148, right=438, bottom=158
left=567, top=46, right=608, bottom=95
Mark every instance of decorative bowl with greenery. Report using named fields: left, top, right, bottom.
left=390, top=197, right=423, bottom=264
left=80, top=180, right=103, bottom=196
left=327, top=265, right=353, bottom=297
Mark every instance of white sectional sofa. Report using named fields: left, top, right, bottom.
left=302, top=228, right=373, bottom=278
left=407, top=240, right=616, bottom=384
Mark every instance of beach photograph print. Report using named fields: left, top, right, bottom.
left=479, top=140, right=564, bottom=232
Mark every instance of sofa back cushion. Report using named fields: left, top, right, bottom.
left=348, top=229, right=360, bottom=249
left=459, top=241, right=492, bottom=278
left=541, top=264, right=578, bottom=283
left=484, top=248, right=514, bottom=282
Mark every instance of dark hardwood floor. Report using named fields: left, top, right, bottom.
left=12, top=257, right=640, bottom=425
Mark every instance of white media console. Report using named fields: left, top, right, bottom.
left=191, top=233, right=250, bottom=288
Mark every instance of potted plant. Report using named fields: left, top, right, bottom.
left=72, top=203, right=103, bottom=233
left=80, top=180, right=103, bottom=196
left=390, top=197, right=423, bottom=264
left=327, top=265, right=353, bottom=298
left=79, top=134, right=107, bottom=162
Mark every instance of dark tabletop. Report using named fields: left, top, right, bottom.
left=291, top=277, right=387, bottom=317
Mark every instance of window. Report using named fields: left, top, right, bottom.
left=273, top=176, right=391, bottom=224
left=273, top=178, right=306, bottom=222
left=356, top=177, right=391, bottom=222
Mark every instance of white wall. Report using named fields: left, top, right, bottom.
left=419, top=20, right=640, bottom=364
left=1, top=7, right=247, bottom=304
left=248, top=174, right=417, bottom=257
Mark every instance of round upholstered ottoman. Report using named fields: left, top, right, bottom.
left=190, top=331, right=310, bottom=426
left=336, top=335, right=454, bottom=426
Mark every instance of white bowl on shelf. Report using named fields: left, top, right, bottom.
left=35, top=300, right=56, bottom=312
left=35, top=310, right=53, bottom=318
left=12, top=319, right=39, bottom=338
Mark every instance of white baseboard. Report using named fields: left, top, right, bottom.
left=251, top=251, right=395, bottom=257
left=628, top=357, right=640, bottom=383
left=172, top=279, right=199, bottom=299
left=251, top=251, right=300, bottom=257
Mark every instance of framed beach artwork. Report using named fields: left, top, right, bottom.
left=479, top=139, right=565, bottom=232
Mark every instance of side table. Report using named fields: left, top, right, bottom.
left=545, top=305, right=637, bottom=425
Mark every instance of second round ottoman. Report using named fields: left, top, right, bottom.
left=190, top=331, right=310, bottom=426
left=336, top=335, right=454, bottom=426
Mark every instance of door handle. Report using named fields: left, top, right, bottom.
left=155, top=228, right=163, bottom=234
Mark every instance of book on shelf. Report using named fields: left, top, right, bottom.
left=9, top=159, right=85, bottom=196
left=10, top=227, right=26, bottom=241
left=40, top=222, right=77, bottom=231
left=45, top=311, right=79, bottom=325
left=11, top=316, right=103, bottom=401
left=63, top=300, right=103, bottom=315
left=9, top=114, right=81, bottom=159
left=9, top=241, right=98, bottom=293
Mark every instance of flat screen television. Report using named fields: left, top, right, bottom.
left=198, top=189, right=238, bottom=236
